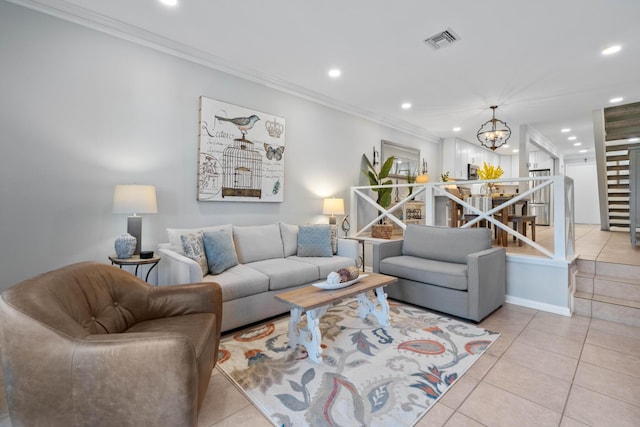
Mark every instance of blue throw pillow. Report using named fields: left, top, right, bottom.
left=297, top=225, right=332, bottom=257
left=203, top=230, right=239, bottom=275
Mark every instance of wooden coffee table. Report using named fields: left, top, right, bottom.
left=275, top=272, right=397, bottom=364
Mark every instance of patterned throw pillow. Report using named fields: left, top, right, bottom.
left=180, top=232, right=208, bottom=276
left=297, top=225, right=332, bottom=257
left=203, top=230, right=239, bottom=275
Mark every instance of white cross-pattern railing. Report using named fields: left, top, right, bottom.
left=350, top=175, right=575, bottom=261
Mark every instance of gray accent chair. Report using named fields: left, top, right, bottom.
left=372, top=224, right=506, bottom=322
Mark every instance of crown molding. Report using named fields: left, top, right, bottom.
left=6, top=0, right=442, bottom=144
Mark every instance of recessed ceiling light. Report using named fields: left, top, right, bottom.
left=568, top=136, right=577, bottom=140
left=610, top=97, right=624, bottom=103
left=513, top=149, right=519, bottom=153
left=401, top=102, right=412, bottom=110
left=452, top=127, right=461, bottom=132
left=502, top=144, right=510, bottom=148
left=573, top=142, right=582, bottom=146
left=561, top=128, right=571, bottom=133
left=159, top=0, right=178, bottom=6
left=602, top=45, right=621, bottom=55
left=328, top=69, right=341, bottom=78
left=579, top=149, right=588, bottom=153
left=630, top=138, right=640, bottom=142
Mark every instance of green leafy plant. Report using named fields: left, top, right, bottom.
left=362, top=154, right=395, bottom=209
left=441, top=171, right=450, bottom=182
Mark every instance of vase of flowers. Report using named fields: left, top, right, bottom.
left=478, top=162, right=504, bottom=194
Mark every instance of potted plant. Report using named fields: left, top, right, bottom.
left=362, top=154, right=395, bottom=238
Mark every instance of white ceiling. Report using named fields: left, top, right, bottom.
left=14, top=0, right=640, bottom=158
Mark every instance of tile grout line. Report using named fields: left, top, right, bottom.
left=556, top=315, right=592, bottom=426
left=452, top=309, right=536, bottom=425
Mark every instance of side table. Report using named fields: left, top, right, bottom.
left=346, top=234, right=403, bottom=272
left=108, top=255, right=161, bottom=283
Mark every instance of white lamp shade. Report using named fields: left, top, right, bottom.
left=112, top=185, right=158, bottom=214
left=322, top=198, right=345, bottom=216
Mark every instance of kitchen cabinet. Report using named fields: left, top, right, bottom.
left=442, top=138, right=499, bottom=180
left=528, top=150, right=553, bottom=171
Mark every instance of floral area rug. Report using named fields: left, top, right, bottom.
left=216, top=298, right=499, bottom=427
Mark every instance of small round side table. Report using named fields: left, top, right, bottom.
left=108, top=254, right=161, bottom=283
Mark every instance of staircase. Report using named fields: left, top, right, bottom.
left=605, top=142, right=632, bottom=229
left=582, top=102, right=640, bottom=326
left=602, top=101, right=640, bottom=230
left=574, top=258, right=640, bottom=328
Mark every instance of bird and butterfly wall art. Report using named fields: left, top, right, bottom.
left=198, top=96, right=285, bottom=202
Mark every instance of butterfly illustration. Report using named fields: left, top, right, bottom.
left=264, top=143, right=285, bottom=161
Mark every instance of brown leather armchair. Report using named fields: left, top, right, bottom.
left=0, top=262, right=223, bottom=427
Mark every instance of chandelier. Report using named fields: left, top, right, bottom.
left=476, top=106, right=511, bottom=151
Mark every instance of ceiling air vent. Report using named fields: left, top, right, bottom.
left=424, top=28, right=460, bottom=50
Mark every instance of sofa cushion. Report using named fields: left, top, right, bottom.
left=233, top=224, right=284, bottom=264
left=297, top=225, right=332, bottom=257
left=279, top=223, right=299, bottom=257
left=201, top=264, right=269, bottom=302
left=203, top=230, right=239, bottom=274
left=402, top=224, right=491, bottom=264
left=379, top=255, right=468, bottom=291
left=168, top=224, right=233, bottom=254
left=288, top=255, right=355, bottom=278
left=247, top=258, right=319, bottom=291
left=280, top=223, right=338, bottom=256
left=180, top=233, right=208, bottom=276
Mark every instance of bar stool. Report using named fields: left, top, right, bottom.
left=507, top=215, right=536, bottom=246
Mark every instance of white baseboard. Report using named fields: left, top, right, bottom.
left=505, top=294, right=572, bottom=317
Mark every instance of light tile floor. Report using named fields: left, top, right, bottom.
left=503, top=223, right=640, bottom=266
left=2, top=303, right=637, bottom=427
left=1, top=225, right=638, bottom=426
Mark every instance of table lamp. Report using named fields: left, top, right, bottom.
left=112, top=184, right=158, bottom=255
left=322, top=197, right=345, bottom=225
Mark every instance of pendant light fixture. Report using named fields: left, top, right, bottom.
left=477, top=106, right=511, bottom=151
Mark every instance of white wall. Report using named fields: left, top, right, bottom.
left=0, top=2, right=440, bottom=288
left=565, top=161, right=600, bottom=224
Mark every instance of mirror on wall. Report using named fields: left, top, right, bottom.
left=380, top=140, right=422, bottom=206
left=381, top=140, right=420, bottom=178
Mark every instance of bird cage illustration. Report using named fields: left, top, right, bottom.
left=222, top=138, right=262, bottom=198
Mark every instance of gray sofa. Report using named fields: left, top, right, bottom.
left=158, top=223, right=358, bottom=332
left=372, top=224, right=505, bottom=322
